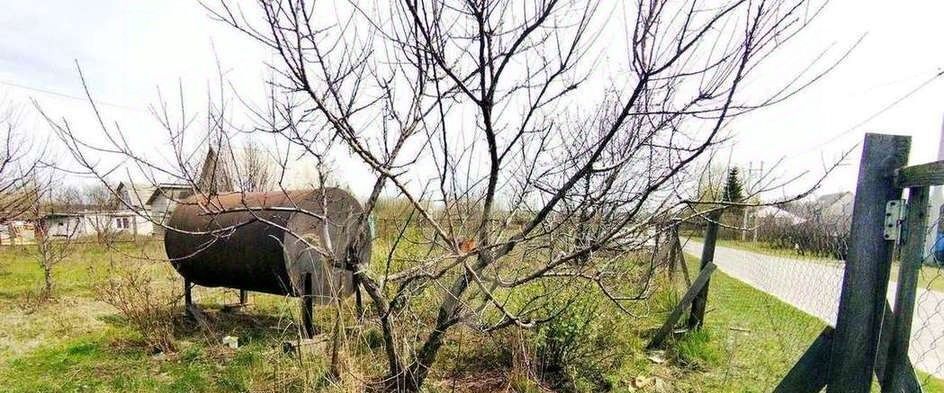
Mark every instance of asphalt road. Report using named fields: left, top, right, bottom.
left=683, top=240, right=944, bottom=379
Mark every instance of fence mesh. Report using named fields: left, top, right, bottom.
left=658, top=208, right=849, bottom=390
left=907, top=197, right=944, bottom=388
left=662, top=194, right=944, bottom=390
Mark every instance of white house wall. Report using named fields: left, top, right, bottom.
left=45, top=213, right=155, bottom=239
left=45, top=217, right=86, bottom=237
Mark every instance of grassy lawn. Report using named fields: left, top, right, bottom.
left=0, top=242, right=345, bottom=393
left=1, top=240, right=942, bottom=392
left=677, top=253, right=944, bottom=392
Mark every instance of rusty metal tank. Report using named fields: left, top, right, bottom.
left=164, top=188, right=370, bottom=303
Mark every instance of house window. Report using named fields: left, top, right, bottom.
left=123, top=217, right=130, bottom=228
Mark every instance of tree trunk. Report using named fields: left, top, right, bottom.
left=42, top=263, right=53, bottom=297
left=391, top=274, right=470, bottom=392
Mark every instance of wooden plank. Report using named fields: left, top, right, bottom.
left=186, top=303, right=213, bottom=335
left=677, top=238, right=692, bottom=287
left=688, top=211, right=721, bottom=329
left=773, top=327, right=833, bottom=393
left=647, top=262, right=717, bottom=349
left=775, top=303, right=922, bottom=392
left=828, top=133, right=911, bottom=393
left=895, top=160, right=944, bottom=188
left=883, top=187, right=929, bottom=393
left=875, top=302, right=923, bottom=393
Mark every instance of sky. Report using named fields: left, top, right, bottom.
left=0, top=1, right=942, bottom=200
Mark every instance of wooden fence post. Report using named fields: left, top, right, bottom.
left=884, top=186, right=929, bottom=392
left=648, top=263, right=717, bottom=349
left=688, top=208, right=721, bottom=329
left=827, top=133, right=911, bottom=393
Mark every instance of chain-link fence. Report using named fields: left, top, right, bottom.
left=903, top=197, right=944, bottom=388
left=652, top=140, right=944, bottom=392
left=651, top=218, right=849, bottom=390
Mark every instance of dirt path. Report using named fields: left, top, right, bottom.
left=684, top=240, right=944, bottom=379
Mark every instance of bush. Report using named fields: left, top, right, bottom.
left=533, top=298, right=625, bottom=392
left=94, top=259, right=178, bottom=353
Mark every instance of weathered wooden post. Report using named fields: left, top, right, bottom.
left=688, top=208, right=721, bottom=329
left=884, top=186, right=928, bottom=392
left=827, top=133, right=910, bottom=393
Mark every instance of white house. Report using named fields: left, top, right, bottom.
left=42, top=211, right=154, bottom=238
left=42, top=182, right=192, bottom=239
left=143, top=183, right=192, bottom=236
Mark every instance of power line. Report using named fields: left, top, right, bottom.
left=0, top=80, right=146, bottom=112
left=799, top=68, right=944, bottom=153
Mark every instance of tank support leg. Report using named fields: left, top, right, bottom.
left=354, top=275, right=364, bottom=321
left=301, top=273, right=315, bottom=339
left=183, top=279, right=210, bottom=328
left=184, top=279, right=193, bottom=313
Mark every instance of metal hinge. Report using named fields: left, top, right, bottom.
left=884, top=199, right=906, bottom=241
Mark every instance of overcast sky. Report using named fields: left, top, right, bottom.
left=1, top=1, right=942, bottom=199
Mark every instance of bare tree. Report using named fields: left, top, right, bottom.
left=84, top=183, right=120, bottom=244
left=235, top=138, right=275, bottom=192
left=0, top=97, right=42, bottom=223
left=42, top=0, right=848, bottom=390
left=29, top=176, right=76, bottom=298
left=84, top=183, right=118, bottom=210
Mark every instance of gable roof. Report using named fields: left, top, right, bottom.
left=115, top=182, right=156, bottom=210
left=145, top=183, right=192, bottom=205
left=196, top=148, right=235, bottom=195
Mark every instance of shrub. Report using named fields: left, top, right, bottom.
left=94, top=259, right=178, bottom=353
left=533, top=298, right=625, bottom=392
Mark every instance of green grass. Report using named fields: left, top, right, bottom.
left=0, top=241, right=344, bottom=392
left=674, top=253, right=944, bottom=392
left=2, top=240, right=943, bottom=392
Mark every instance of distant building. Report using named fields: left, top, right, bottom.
left=39, top=182, right=193, bottom=239
left=0, top=219, right=35, bottom=245
left=37, top=148, right=230, bottom=240
left=755, top=205, right=807, bottom=226
left=41, top=210, right=154, bottom=238
left=814, top=192, right=854, bottom=217
left=145, top=183, right=192, bottom=236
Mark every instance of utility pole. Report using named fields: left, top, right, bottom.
left=742, top=161, right=764, bottom=242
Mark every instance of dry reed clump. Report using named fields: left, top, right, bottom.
left=93, top=258, right=179, bottom=353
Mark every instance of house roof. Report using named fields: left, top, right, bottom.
left=42, top=212, right=84, bottom=219
left=815, top=192, right=854, bottom=216
left=145, top=183, right=193, bottom=205
left=116, top=182, right=156, bottom=209
left=42, top=210, right=141, bottom=220
left=117, top=181, right=193, bottom=208
left=756, top=205, right=807, bottom=225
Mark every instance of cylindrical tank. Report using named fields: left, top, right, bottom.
left=164, top=188, right=370, bottom=303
